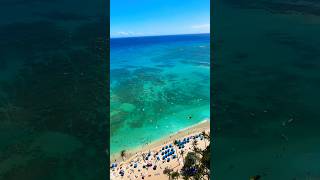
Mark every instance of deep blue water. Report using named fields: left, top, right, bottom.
left=111, top=34, right=210, bottom=48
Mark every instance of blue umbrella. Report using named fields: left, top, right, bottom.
left=157, top=157, right=160, bottom=160
left=165, top=145, right=168, bottom=149
left=161, top=152, right=164, bottom=155
left=169, top=144, right=172, bottom=148
left=167, top=158, right=170, bottom=162
left=134, top=164, right=137, bottom=168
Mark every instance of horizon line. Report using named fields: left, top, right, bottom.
left=110, top=32, right=210, bottom=39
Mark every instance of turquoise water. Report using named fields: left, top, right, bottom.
left=0, top=0, right=108, bottom=178
left=110, top=34, right=210, bottom=154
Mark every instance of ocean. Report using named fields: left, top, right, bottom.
left=0, top=0, right=108, bottom=179
left=213, top=0, right=320, bottom=178
left=110, top=34, right=210, bottom=154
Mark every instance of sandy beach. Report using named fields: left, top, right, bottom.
left=110, top=119, right=210, bottom=180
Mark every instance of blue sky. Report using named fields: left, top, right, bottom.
left=111, top=0, right=210, bottom=38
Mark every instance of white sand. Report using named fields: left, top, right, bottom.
left=110, top=119, right=210, bottom=180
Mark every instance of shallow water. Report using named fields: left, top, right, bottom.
left=213, top=0, right=320, bottom=179
left=110, top=34, right=210, bottom=154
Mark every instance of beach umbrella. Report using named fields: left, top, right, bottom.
left=115, top=163, right=118, bottom=167
left=157, top=157, right=160, bottom=160
left=162, top=147, right=164, bottom=150
left=162, top=157, right=165, bottom=160
left=165, top=145, right=168, bottom=149
left=173, top=155, right=176, bottom=159
left=167, top=158, right=170, bottom=162
left=161, top=152, right=164, bottom=155
left=145, top=157, right=148, bottom=160
left=153, top=165, right=157, bottom=170
left=169, top=144, right=172, bottom=148
left=134, top=164, right=137, bottom=168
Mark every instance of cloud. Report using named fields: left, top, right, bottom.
left=113, top=31, right=144, bottom=37
left=191, top=24, right=210, bottom=29
left=117, top=31, right=130, bottom=36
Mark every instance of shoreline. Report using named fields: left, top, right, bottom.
left=110, top=118, right=210, bottom=163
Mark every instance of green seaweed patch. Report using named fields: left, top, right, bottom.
left=128, top=120, right=143, bottom=128
left=119, top=103, right=136, bottom=112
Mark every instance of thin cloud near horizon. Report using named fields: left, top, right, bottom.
left=112, top=25, right=210, bottom=37
left=191, top=24, right=210, bottom=29
left=113, top=31, right=144, bottom=36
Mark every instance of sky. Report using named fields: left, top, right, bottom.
left=111, top=0, right=210, bottom=38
